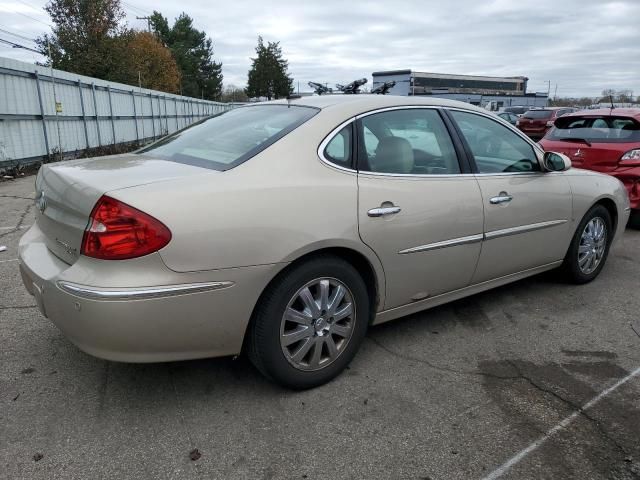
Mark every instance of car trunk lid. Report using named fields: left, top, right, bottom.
left=34, top=153, right=208, bottom=264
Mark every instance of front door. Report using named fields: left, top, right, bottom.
left=448, top=109, right=573, bottom=283
left=356, top=107, right=484, bottom=310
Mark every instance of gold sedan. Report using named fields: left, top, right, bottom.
left=19, top=95, right=630, bottom=388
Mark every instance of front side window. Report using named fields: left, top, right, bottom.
left=139, top=105, right=318, bottom=171
left=358, top=109, right=460, bottom=175
left=450, top=110, right=540, bottom=173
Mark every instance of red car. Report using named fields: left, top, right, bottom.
left=539, top=108, right=640, bottom=227
left=516, top=107, right=577, bottom=139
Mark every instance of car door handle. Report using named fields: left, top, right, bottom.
left=368, top=206, right=402, bottom=217
left=490, top=192, right=513, bottom=205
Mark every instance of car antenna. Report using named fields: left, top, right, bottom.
left=609, top=95, right=615, bottom=111
left=286, top=94, right=301, bottom=108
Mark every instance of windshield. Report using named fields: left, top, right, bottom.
left=138, top=105, right=318, bottom=170
left=523, top=110, right=552, bottom=119
left=548, top=116, right=640, bottom=143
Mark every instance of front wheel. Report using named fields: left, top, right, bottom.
left=248, top=256, right=370, bottom=389
left=561, top=205, right=612, bottom=284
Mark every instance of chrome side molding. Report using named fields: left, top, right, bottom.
left=399, top=219, right=568, bottom=254
left=484, top=219, right=568, bottom=240
left=57, top=280, right=235, bottom=301
left=399, top=234, right=484, bottom=254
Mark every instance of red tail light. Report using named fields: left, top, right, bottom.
left=81, top=195, right=171, bottom=260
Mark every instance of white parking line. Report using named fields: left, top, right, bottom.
left=0, top=258, right=18, bottom=263
left=481, top=365, right=640, bottom=480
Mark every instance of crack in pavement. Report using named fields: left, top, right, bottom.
left=505, top=360, right=631, bottom=457
left=0, top=203, right=33, bottom=239
left=0, top=194, right=34, bottom=201
left=370, top=337, right=632, bottom=458
left=367, top=336, right=521, bottom=380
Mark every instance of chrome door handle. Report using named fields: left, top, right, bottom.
left=490, top=192, right=513, bottom=204
left=368, top=206, right=401, bottom=217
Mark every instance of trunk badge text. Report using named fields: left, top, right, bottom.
left=36, top=191, right=47, bottom=213
left=55, top=238, right=77, bottom=256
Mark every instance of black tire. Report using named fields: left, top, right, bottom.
left=561, top=205, right=612, bottom=284
left=628, top=210, right=640, bottom=229
left=248, top=255, right=370, bottom=389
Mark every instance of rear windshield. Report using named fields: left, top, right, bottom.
left=138, top=105, right=318, bottom=170
left=548, top=116, right=640, bottom=143
left=523, top=110, right=552, bottom=119
left=504, top=106, right=528, bottom=114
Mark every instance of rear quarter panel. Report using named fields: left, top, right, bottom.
left=106, top=111, right=385, bottom=300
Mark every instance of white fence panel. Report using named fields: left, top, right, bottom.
left=0, top=56, right=235, bottom=166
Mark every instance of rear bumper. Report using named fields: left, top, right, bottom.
left=610, top=168, right=640, bottom=211
left=18, top=223, right=281, bottom=362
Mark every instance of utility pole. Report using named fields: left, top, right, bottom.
left=48, top=40, right=62, bottom=159
left=553, top=83, right=558, bottom=100
left=136, top=16, right=152, bottom=32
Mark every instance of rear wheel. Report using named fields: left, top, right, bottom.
left=562, top=205, right=612, bottom=284
left=248, top=256, right=370, bottom=389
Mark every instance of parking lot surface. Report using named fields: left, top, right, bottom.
left=1, top=175, right=639, bottom=480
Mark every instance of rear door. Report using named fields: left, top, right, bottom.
left=448, top=109, right=573, bottom=284
left=355, top=107, right=484, bottom=310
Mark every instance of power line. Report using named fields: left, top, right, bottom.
left=0, top=37, right=43, bottom=54
left=13, top=0, right=46, bottom=15
left=0, top=26, right=37, bottom=43
left=122, top=1, right=152, bottom=16
left=11, top=10, right=52, bottom=28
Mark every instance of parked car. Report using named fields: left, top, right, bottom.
left=19, top=96, right=629, bottom=389
left=516, top=107, right=578, bottom=139
left=539, top=108, right=640, bottom=227
left=497, top=112, right=518, bottom=125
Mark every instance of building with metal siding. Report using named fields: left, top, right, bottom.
left=371, top=69, right=548, bottom=109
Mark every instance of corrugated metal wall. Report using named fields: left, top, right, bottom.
left=0, top=57, right=235, bottom=166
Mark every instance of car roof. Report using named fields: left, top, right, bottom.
left=560, top=108, right=640, bottom=119
left=265, top=94, right=490, bottom=117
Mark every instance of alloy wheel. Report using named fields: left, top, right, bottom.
left=577, top=217, right=607, bottom=275
left=279, top=277, right=356, bottom=371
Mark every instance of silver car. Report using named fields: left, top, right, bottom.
left=19, top=95, right=630, bottom=388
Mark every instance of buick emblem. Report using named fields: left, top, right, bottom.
left=36, top=191, right=47, bottom=213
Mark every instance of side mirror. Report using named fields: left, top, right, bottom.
left=543, top=151, right=571, bottom=172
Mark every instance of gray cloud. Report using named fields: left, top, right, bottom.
left=1, top=0, right=639, bottom=97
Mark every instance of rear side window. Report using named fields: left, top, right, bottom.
left=450, top=110, right=540, bottom=173
left=138, top=105, right=318, bottom=171
left=324, top=125, right=352, bottom=168
left=549, top=116, right=640, bottom=143
left=523, top=110, right=552, bottom=119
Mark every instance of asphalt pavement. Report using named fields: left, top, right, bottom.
left=1, top=175, right=639, bottom=480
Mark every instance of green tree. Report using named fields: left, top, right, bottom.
left=150, top=12, right=223, bottom=100
left=36, top=0, right=127, bottom=79
left=246, top=36, right=293, bottom=100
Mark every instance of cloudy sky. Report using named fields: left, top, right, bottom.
left=1, top=0, right=638, bottom=97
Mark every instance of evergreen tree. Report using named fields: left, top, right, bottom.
left=150, top=12, right=223, bottom=100
left=36, top=0, right=127, bottom=80
left=246, top=36, right=293, bottom=100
